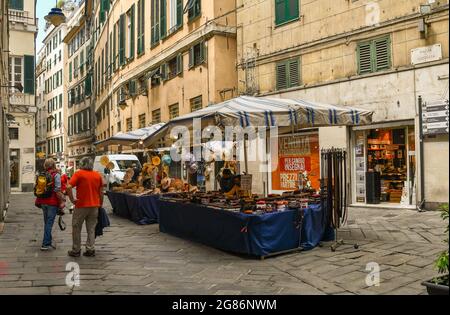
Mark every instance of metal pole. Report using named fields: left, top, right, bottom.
left=418, top=95, right=425, bottom=212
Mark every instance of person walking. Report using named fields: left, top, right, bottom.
left=66, top=157, right=104, bottom=257
left=35, top=158, right=64, bottom=251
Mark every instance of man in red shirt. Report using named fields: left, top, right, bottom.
left=66, top=157, right=104, bottom=257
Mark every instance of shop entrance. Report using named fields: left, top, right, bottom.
left=353, top=125, right=416, bottom=206
left=10, top=149, right=20, bottom=188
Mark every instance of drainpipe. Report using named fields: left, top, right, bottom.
left=417, top=95, right=425, bottom=212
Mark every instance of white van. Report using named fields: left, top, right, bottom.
left=94, top=154, right=142, bottom=185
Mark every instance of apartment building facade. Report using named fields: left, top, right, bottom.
left=63, top=1, right=95, bottom=172
left=42, top=22, right=68, bottom=173
left=1, top=0, right=10, bottom=221
left=237, top=0, right=449, bottom=208
left=91, top=0, right=238, bottom=155
left=8, top=0, right=37, bottom=192
left=35, top=46, right=47, bottom=171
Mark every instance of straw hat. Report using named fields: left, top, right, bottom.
left=100, top=155, right=110, bottom=166
left=161, top=177, right=172, bottom=190
left=152, top=156, right=161, bottom=166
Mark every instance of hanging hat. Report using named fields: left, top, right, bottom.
left=189, top=162, right=199, bottom=174
left=152, top=156, right=161, bottom=166
left=100, top=155, right=110, bottom=166
left=162, top=154, right=172, bottom=165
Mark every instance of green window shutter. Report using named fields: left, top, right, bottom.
left=275, top=0, right=286, bottom=25
left=276, top=61, right=288, bottom=90
left=129, top=80, right=137, bottom=96
left=275, top=0, right=299, bottom=26
left=188, top=46, right=194, bottom=69
left=160, top=0, right=167, bottom=39
left=104, top=0, right=110, bottom=11
left=100, top=0, right=106, bottom=24
left=24, top=55, right=35, bottom=94
left=288, top=58, right=300, bottom=87
left=130, top=4, right=135, bottom=60
left=176, top=0, right=183, bottom=27
left=119, top=14, right=126, bottom=65
left=85, top=73, right=92, bottom=96
left=374, top=36, right=391, bottom=72
left=9, top=0, right=24, bottom=10
left=137, top=0, right=144, bottom=55
left=160, top=63, right=168, bottom=81
left=199, top=41, right=206, bottom=64
left=357, top=41, right=373, bottom=74
left=113, top=25, right=117, bottom=70
left=151, top=0, right=160, bottom=45
left=176, top=53, right=183, bottom=75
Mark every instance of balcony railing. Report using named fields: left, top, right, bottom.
left=8, top=9, right=34, bottom=25
left=9, top=92, right=34, bottom=106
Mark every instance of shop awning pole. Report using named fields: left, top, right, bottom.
left=418, top=95, right=425, bottom=211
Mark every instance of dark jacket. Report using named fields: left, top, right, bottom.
left=95, top=207, right=110, bottom=237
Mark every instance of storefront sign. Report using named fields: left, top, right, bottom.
left=272, top=134, right=319, bottom=191
left=240, top=174, right=252, bottom=191
left=411, top=44, right=442, bottom=65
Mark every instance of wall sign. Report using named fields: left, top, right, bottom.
left=422, top=99, right=449, bottom=135
left=411, top=44, right=442, bottom=65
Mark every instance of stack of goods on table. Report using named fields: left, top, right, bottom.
left=160, top=189, right=321, bottom=215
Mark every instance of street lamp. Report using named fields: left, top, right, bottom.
left=44, top=1, right=66, bottom=27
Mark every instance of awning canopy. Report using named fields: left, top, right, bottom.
left=143, top=96, right=373, bottom=147
left=95, top=123, right=165, bottom=149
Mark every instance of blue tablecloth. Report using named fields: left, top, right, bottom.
left=158, top=200, right=334, bottom=257
left=106, top=191, right=160, bottom=225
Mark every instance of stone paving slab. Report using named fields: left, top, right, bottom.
left=0, top=193, right=447, bottom=295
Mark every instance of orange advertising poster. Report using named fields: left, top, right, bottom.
left=271, top=133, right=320, bottom=191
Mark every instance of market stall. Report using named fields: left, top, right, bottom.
left=106, top=190, right=160, bottom=225
left=141, top=96, right=373, bottom=256
left=159, top=192, right=335, bottom=258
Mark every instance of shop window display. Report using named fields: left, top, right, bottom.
left=366, top=128, right=409, bottom=204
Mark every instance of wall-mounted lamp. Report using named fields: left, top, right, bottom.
left=45, top=6, right=66, bottom=27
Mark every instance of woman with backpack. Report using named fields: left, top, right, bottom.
left=34, top=158, right=65, bottom=251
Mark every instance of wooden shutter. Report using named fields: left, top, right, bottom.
left=275, top=0, right=286, bottom=25
left=130, top=4, right=135, bottom=60
left=199, top=41, right=205, bottom=64
left=357, top=41, right=372, bottom=74
left=176, top=53, right=183, bottom=75
left=160, top=0, right=167, bottom=39
left=287, top=0, right=299, bottom=21
left=160, top=63, right=168, bottom=81
left=85, top=73, right=92, bottom=96
left=129, top=80, right=137, bottom=96
left=188, top=46, right=194, bottom=69
left=100, top=0, right=106, bottom=24
left=119, top=14, right=126, bottom=65
left=176, top=0, right=183, bottom=27
left=137, top=0, right=145, bottom=55
left=288, top=58, right=299, bottom=87
left=374, top=37, right=391, bottom=71
left=24, top=55, right=35, bottom=94
left=151, top=0, right=160, bottom=45
left=113, top=24, right=117, bottom=70
left=276, top=61, right=288, bottom=90
left=10, top=0, right=24, bottom=11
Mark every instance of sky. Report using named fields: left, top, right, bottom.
left=36, top=0, right=56, bottom=53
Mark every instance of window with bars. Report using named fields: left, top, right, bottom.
left=190, top=95, right=202, bottom=112
left=357, top=36, right=391, bottom=75
left=276, top=58, right=300, bottom=90
left=169, top=103, right=179, bottom=119
left=126, top=118, right=133, bottom=131
left=275, top=0, right=299, bottom=26
left=152, top=109, right=161, bottom=123
left=139, top=114, right=146, bottom=128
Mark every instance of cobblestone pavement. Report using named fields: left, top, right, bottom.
left=0, top=193, right=446, bottom=295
